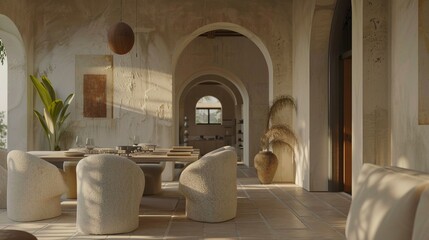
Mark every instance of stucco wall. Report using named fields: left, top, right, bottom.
left=391, top=0, right=429, bottom=171
left=0, top=0, right=294, bottom=157
left=292, top=0, right=336, bottom=191
left=292, top=0, right=315, bottom=190
left=351, top=0, right=392, bottom=194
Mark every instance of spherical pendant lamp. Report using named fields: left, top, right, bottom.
left=108, top=22, right=135, bottom=55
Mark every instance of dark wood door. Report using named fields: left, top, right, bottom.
left=343, top=57, right=352, bottom=194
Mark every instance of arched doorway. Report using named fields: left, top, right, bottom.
left=173, top=23, right=271, bottom=167
left=0, top=15, right=27, bottom=151
left=179, top=74, right=246, bottom=161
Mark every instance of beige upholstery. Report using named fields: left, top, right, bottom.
left=179, top=148, right=237, bottom=222
left=205, top=145, right=235, bottom=156
left=7, top=150, right=66, bottom=221
left=0, top=149, right=7, bottom=209
left=139, top=162, right=165, bottom=195
left=63, top=161, right=78, bottom=199
left=346, top=163, right=429, bottom=240
left=76, top=154, right=145, bottom=235
left=413, top=186, right=429, bottom=240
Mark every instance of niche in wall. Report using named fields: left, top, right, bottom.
left=418, top=0, right=429, bottom=124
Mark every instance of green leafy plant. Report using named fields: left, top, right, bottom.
left=0, top=38, right=6, bottom=65
left=30, top=75, right=74, bottom=150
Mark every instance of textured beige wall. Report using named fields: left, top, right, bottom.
left=362, top=0, right=391, bottom=167
left=391, top=0, right=429, bottom=171
left=419, top=0, right=429, bottom=123
left=0, top=0, right=293, bottom=165
left=351, top=0, right=391, bottom=194
left=292, top=0, right=336, bottom=190
left=308, top=1, right=336, bottom=191
left=292, top=0, right=314, bottom=190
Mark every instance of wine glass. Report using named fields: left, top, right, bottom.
left=132, top=135, right=140, bottom=146
left=85, top=138, right=95, bottom=150
left=75, top=136, right=82, bottom=148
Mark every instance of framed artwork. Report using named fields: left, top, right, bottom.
left=75, top=55, right=113, bottom=119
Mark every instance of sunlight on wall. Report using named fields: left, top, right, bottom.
left=397, top=156, right=411, bottom=169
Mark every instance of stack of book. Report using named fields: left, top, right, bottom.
left=167, top=146, right=193, bottom=156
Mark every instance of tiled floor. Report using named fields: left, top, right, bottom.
left=0, top=166, right=351, bottom=239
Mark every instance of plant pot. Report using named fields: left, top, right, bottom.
left=254, top=151, right=278, bottom=184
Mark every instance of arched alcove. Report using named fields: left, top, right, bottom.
left=0, top=15, right=27, bottom=151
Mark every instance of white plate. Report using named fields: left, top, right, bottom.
left=64, top=151, right=85, bottom=157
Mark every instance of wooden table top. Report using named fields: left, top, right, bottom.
left=39, top=153, right=199, bottom=163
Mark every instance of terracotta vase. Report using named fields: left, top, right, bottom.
left=254, top=151, right=278, bottom=184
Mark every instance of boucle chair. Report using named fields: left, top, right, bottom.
left=7, top=150, right=66, bottom=221
left=139, top=162, right=165, bottom=195
left=0, top=149, right=7, bottom=209
left=179, top=149, right=237, bottom=222
left=205, top=145, right=236, bottom=156
left=76, top=154, right=145, bottom=235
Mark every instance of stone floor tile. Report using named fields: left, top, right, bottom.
left=0, top=166, right=350, bottom=240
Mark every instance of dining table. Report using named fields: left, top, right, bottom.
left=32, top=148, right=199, bottom=199
left=32, top=146, right=199, bottom=163
left=39, top=152, right=200, bottom=163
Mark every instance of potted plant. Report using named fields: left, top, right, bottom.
left=254, top=95, right=297, bottom=184
left=30, top=75, right=74, bottom=150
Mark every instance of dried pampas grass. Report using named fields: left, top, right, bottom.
left=266, top=95, right=296, bottom=130
left=261, top=124, right=296, bottom=150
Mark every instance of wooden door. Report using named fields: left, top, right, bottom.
left=343, top=57, right=352, bottom=194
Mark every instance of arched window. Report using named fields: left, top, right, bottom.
left=195, top=96, right=222, bottom=125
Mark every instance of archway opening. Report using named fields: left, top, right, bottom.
left=179, top=76, right=245, bottom=161
left=329, top=0, right=352, bottom=193
left=0, top=15, right=27, bottom=151
left=173, top=23, right=270, bottom=167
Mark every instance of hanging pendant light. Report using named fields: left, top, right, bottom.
left=108, top=22, right=134, bottom=55
left=107, top=0, right=135, bottom=55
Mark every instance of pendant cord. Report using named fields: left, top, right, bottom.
left=135, top=0, right=138, bottom=58
left=121, top=0, right=123, bottom=22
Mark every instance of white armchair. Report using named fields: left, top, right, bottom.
left=7, top=150, right=66, bottom=221
left=76, top=154, right=145, bottom=235
left=179, top=148, right=237, bottom=222
left=0, top=149, right=7, bottom=209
